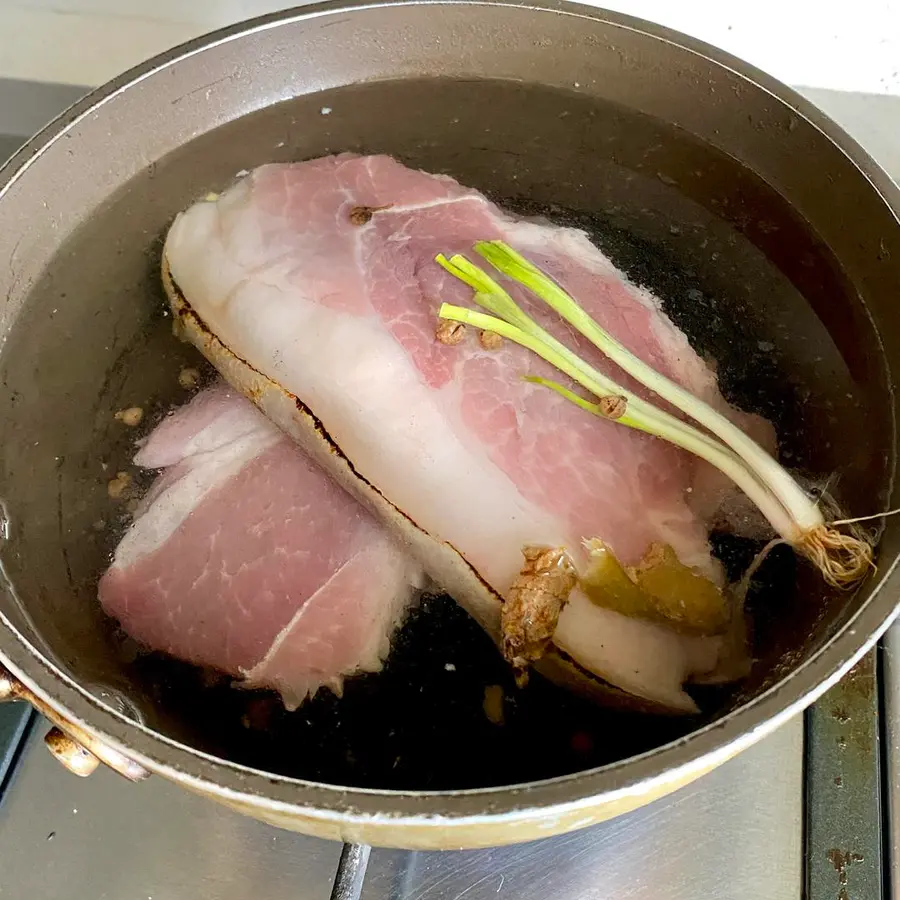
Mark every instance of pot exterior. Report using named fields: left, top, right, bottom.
left=205, top=754, right=736, bottom=849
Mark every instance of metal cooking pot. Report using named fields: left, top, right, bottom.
left=0, top=0, right=899, bottom=851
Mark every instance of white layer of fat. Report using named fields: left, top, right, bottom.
left=554, top=590, right=720, bottom=713
left=134, top=389, right=273, bottom=469
left=165, top=175, right=727, bottom=709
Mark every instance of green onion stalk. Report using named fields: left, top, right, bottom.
left=436, top=241, right=873, bottom=589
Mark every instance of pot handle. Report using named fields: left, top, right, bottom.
left=0, top=665, right=149, bottom=782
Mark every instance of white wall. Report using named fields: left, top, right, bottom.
left=0, top=0, right=898, bottom=94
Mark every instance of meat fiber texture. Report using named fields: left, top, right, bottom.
left=163, top=154, right=774, bottom=712
left=99, top=381, right=423, bottom=709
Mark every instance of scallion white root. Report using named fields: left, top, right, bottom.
left=436, top=243, right=874, bottom=589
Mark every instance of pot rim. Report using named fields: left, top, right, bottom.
left=1, top=0, right=899, bottom=828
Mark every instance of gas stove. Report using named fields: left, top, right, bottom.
left=0, top=79, right=895, bottom=900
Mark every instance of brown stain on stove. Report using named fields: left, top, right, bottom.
left=831, top=705, right=850, bottom=723
left=819, top=656, right=876, bottom=899
left=830, top=653, right=877, bottom=758
left=826, top=848, right=864, bottom=900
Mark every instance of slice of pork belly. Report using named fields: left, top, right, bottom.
left=99, top=382, right=423, bottom=708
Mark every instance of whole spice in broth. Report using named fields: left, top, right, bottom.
left=114, top=406, right=144, bottom=427
left=107, top=470, right=133, bottom=500
left=479, top=329, right=503, bottom=350
left=435, top=319, right=466, bottom=346
left=349, top=203, right=394, bottom=226
left=178, top=366, right=200, bottom=389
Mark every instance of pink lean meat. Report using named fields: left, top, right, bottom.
left=163, top=154, right=772, bottom=711
left=99, top=381, right=423, bottom=708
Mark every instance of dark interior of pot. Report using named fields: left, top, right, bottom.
left=0, top=16, right=897, bottom=791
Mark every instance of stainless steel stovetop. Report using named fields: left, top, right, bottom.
left=0, top=77, right=897, bottom=900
